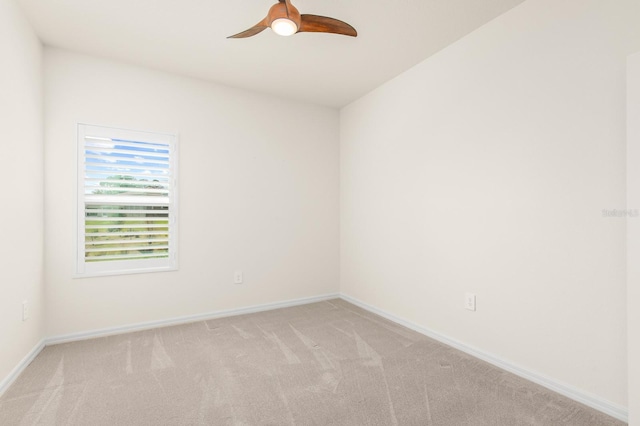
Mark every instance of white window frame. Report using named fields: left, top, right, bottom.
left=76, top=124, right=179, bottom=277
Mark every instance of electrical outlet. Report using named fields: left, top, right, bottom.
left=22, top=300, right=29, bottom=321
left=234, top=270, right=243, bottom=284
left=464, top=293, right=476, bottom=311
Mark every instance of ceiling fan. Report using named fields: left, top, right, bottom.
left=228, top=0, right=357, bottom=39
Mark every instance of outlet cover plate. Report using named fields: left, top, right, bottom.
left=465, top=293, right=476, bottom=311
left=22, top=300, right=29, bottom=321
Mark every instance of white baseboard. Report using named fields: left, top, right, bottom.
left=0, top=339, right=45, bottom=398
left=339, top=293, right=628, bottom=423
left=46, top=293, right=340, bottom=345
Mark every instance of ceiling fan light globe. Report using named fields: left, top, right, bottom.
left=271, top=18, right=298, bottom=36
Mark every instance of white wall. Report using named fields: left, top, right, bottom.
left=628, top=51, right=640, bottom=426
left=341, top=0, right=639, bottom=409
left=0, top=0, right=44, bottom=388
left=44, top=48, right=339, bottom=337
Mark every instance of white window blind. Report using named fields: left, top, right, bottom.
left=77, top=124, right=178, bottom=276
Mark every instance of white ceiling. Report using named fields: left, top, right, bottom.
left=18, top=0, right=525, bottom=108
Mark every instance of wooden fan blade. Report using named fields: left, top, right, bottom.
left=299, top=14, right=357, bottom=37
left=228, top=18, right=268, bottom=38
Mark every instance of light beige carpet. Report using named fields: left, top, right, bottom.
left=0, top=299, right=624, bottom=425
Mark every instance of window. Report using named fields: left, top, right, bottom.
left=76, top=124, right=178, bottom=276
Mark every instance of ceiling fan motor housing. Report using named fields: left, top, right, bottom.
left=268, top=2, right=301, bottom=29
